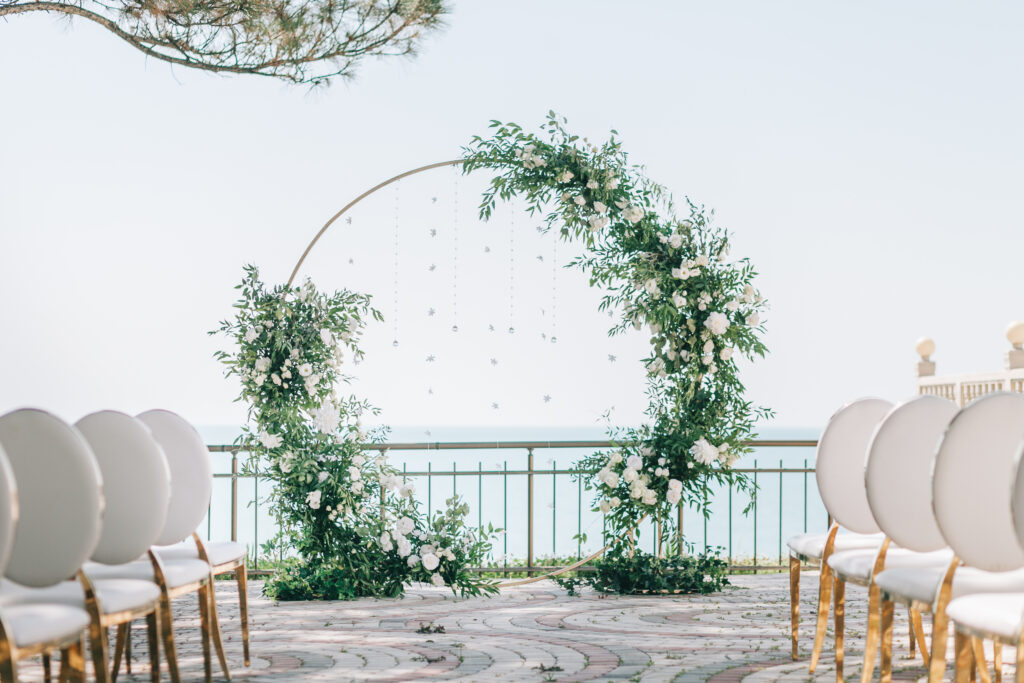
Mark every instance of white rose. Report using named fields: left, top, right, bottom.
left=351, top=481, right=364, bottom=494
left=644, top=279, right=661, bottom=297
left=271, top=373, right=282, bottom=385
left=599, top=500, right=611, bottom=513
left=610, top=453, right=624, bottom=464
left=720, top=347, right=734, bottom=361
left=396, top=516, right=415, bottom=536
left=421, top=553, right=440, bottom=571
left=254, top=374, right=266, bottom=386
left=254, top=357, right=270, bottom=372
left=622, top=205, right=644, bottom=223
left=642, top=490, right=657, bottom=505
left=606, top=176, right=620, bottom=190
left=666, top=489, right=681, bottom=505
left=704, top=312, right=731, bottom=336
left=306, top=490, right=322, bottom=510
left=430, top=572, right=445, bottom=587
left=558, top=171, right=574, bottom=183
left=626, top=455, right=642, bottom=470
left=610, top=497, right=621, bottom=507
left=672, top=293, right=686, bottom=308
left=243, top=327, right=258, bottom=343
left=397, top=536, right=412, bottom=557
left=668, top=233, right=683, bottom=249
left=623, top=468, right=638, bottom=483
left=726, top=301, right=740, bottom=312
left=298, top=363, right=313, bottom=377
left=747, top=313, right=761, bottom=326
left=586, top=179, right=599, bottom=189
left=573, top=196, right=586, bottom=206
left=603, top=471, right=619, bottom=488
left=668, top=478, right=683, bottom=491
left=399, top=484, right=414, bottom=498
left=348, top=466, right=361, bottom=481
left=593, top=201, right=607, bottom=214
left=588, top=215, right=610, bottom=232
left=352, top=455, right=366, bottom=467
left=320, top=328, right=334, bottom=345
left=259, top=431, right=283, bottom=449
left=695, top=254, right=710, bottom=267
left=379, top=532, right=393, bottom=552
left=317, top=471, right=329, bottom=483
left=407, top=554, right=420, bottom=567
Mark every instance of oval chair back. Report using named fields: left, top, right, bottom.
left=933, top=392, right=1024, bottom=572
left=815, top=397, right=893, bottom=534
left=75, top=411, right=172, bottom=564
left=0, top=445, right=18, bottom=575
left=136, top=410, right=212, bottom=546
left=865, top=395, right=958, bottom=552
left=0, top=409, right=103, bottom=587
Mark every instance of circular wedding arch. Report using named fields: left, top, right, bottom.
left=287, top=159, right=464, bottom=287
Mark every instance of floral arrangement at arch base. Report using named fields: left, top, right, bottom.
left=215, top=267, right=500, bottom=600
left=462, top=112, right=771, bottom=590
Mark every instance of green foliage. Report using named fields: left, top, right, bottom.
left=571, top=549, right=730, bottom=595
left=462, top=113, right=772, bottom=553
left=214, top=267, right=499, bottom=600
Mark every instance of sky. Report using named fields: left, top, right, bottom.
left=2, top=1, right=1023, bottom=436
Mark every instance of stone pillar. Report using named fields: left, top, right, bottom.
left=916, top=337, right=936, bottom=377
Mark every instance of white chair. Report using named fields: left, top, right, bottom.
left=87, top=409, right=230, bottom=682
left=824, top=397, right=959, bottom=682
left=0, top=409, right=102, bottom=682
left=857, top=395, right=981, bottom=681
left=793, top=397, right=890, bottom=671
left=929, top=393, right=1024, bottom=683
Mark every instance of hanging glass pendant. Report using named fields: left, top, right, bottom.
left=508, top=327, right=515, bottom=334
left=451, top=325, right=459, bottom=333
left=550, top=336, right=557, bottom=344
left=392, top=340, right=399, bottom=347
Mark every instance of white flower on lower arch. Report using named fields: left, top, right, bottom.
left=690, top=439, right=719, bottom=466
left=599, top=499, right=611, bottom=513
left=320, top=328, right=334, bottom=345
left=244, top=327, right=258, bottom=343
left=421, top=553, right=440, bottom=571
left=254, top=357, right=271, bottom=372
left=306, top=489, right=322, bottom=510
left=396, top=517, right=415, bottom=536
left=623, top=468, right=638, bottom=484
left=666, top=488, right=681, bottom=505
left=720, top=347, right=734, bottom=361
left=642, top=490, right=657, bottom=506
left=588, top=215, right=610, bottom=232
left=298, top=363, right=313, bottom=377
left=668, top=233, right=683, bottom=249
left=407, top=554, right=420, bottom=567
left=311, top=404, right=340, bottom=434
left=644, top=279, right=661, bottom=297
left=626, top=455, right=642, bottom=471
left=397, top=536, right=412, bottom=557
left=399, top=484, right=415, bottom=498
left=747, top=313, right=761, bottom=327
left=668, top=478, right=683, bottom=492
left=348, top=466, right=361, bottom=481
left=430, top=572, right=445, bottom=587
left=317, top=471, right=329, bottom=483
left=574, top=196, right=586, bottom=206
left=622, top=205, right=644, bottom=223
left=558, top=171, right=574, bottom=183
left=379, top=532, right=393, bottom=552
left=259, top=431, right=283, bottom=449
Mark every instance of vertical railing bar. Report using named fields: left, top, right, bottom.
left=453, top=460, right=457, bottom=497
left=677, top=502, right=683, bottom=556
left=527, top=448, right=534, bottom=576
left=477, top=461, right=483, bottom=530
left=577, top=467, right=582, bottom=559
left=503, top=460, right=508, bottom=559
left=803, top=457, right=808, bottom=533
left=427, top=461, right=432, bottom=522
left=778, top=458, right=783, bottom=567
left=253, top=472, right=259, bottom=567
left=230, top=452, right=238, bottom=543
left=752, top=459, right=758, bottom=574
left=552, top=458, right=557, bottom=557
left=703, top=478, right=708, bottom=553
left=728, top=482, right=732, bottom=567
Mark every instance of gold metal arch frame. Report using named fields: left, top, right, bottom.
left=286, top=158, right=651, bottom=588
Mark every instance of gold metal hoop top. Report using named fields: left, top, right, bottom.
left=287, top=159, right=465, bottom=287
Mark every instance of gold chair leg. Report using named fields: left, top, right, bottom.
left=790, top=555, right=800, bottom=661
left=929, top=557, right=961, bottom=683
left=956, top=632, right=973, bottom=683
left=146, top=607, right=161, bottom=683
left=0, top=652, right=16, bottom=683
left=87, top=619, right=111, bottom=683
left=880, top=597, right=895, bottom=683
left=206, top=575, right=231, bottom=680
left=112, top=624, right=128, bottom=681
left=59, top=636, right=86, bottom=683
left=910, top=606, right=917, bottom=659
left=158, top=591, right=182, bottom=683
left=125, top=625, right=132, bottom=676
left=42, top=653, right=51, bottom=683
left=971, top=638, right=993, bottom=683
left=237, top=559, right=251, bottom=668
left=1015, top=634, right=1024, bottom=683
left=810, top=562, right=834, bottom=672
left=835, top=577, right=846, bottom=683
left=861, top=583, right=883, bottom=683
left=912, top=608, right=930, bottom=663
left=994, top=642, right=1002, bottom=683
left=197, top=583, right=213, bottom=683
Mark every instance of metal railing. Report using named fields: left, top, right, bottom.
left=204, top=438, right=821, bottom=574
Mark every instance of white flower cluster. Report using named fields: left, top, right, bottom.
left=689, top=438, right=735, bottom=468
left=596, top=446, right=684, bottom=510
left=514, top=144, right=546, bottom=169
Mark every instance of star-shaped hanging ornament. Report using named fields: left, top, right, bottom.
left=431, top=197, right=438, bottom=203
left=491, top=402, right=499, bottom=410
left=543, top=395, right=552, bottom=403
left=608, top=354, right=617, bottom=362
left=536, top=255, right=544, bottom=262
left=541, top=333, right=547, bottom=341
left=429, top=229, right=437, bottom=237
left=428, top=264, right=437, bottom=272
left=490, top=358, right=498, bottom=366
left=535, top=226, right=544, bottom=233
left=348, top=258, right=355, bottom=265
left=426, top=355, right=436, bottom=363
left=484, top=246, right=491, bottom=253
left=488, top=324, right=495, bottom=332
left=428, top=387, right=434, bottom=395
left=428, top=308, right=436, bottom=317
left=345, top=216, right=353, bottom=224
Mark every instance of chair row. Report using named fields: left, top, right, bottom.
left=788, top=392, right=1024, bottom=683
left=0, top=408, right=250, bottom=682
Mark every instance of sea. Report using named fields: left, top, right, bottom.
left=196, top=425, right=824, bottom=566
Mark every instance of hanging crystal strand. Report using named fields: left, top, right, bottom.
left=551, top=237, right=558, bottom=344
left=451, top=168, right=459, bottom=333
left=508, top=200, right=515, bottom=335
left=392, top=184, right=400, bottom=347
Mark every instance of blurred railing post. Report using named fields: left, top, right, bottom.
left=527, top=447, right=534, bottom=577
left=230, top=451, right=238, bottom=542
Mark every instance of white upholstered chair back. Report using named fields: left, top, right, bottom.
left=0, top=409, right=104, bottom=587
left=933, top=392, right=1024, bottom=572
left=0, top=445, right=18, bottom=575
left=75, top=410, right=172, bottom=564
left=137, top=410, right=212, bottom=546
left=815, top=397, right=893, bottom=534
left=864, top=395, right=958, bottom=552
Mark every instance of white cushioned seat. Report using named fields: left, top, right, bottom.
left=84, top=558, right=210, bottom=588
left=946, top=593, right=1024, bottom=641
left=0, top=578, right=160, bottom=615
left=787, top=532, right=884, bottom=560
left=828, top=547, right=954, bottom=581
left=2, top=603, right=91, bottom=648
left=875, top=566, right=1024, bottom=607
left=156, top=541, right=245, bottom=568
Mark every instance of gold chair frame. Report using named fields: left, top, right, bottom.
left=0, top=608, right=88, bottom=683
left=192, top=536, right=249, bottom=668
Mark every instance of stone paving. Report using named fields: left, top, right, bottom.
left=16, top=571, right=1010, bottom=681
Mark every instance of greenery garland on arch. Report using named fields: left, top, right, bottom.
left=462, top=113, right=771, bottom=551
left=215, top=112, right=770, bottom=600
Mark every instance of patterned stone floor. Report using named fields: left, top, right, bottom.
left=15, top=572, right=1009, bottom=681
